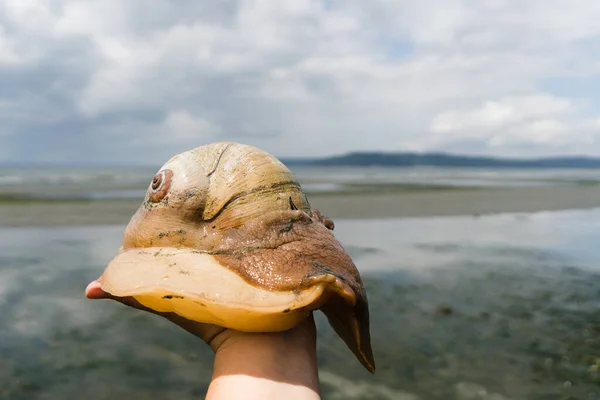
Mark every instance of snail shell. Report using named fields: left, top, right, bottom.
left=95, top=142, right=375, bottom=373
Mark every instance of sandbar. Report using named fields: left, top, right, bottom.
left=2, top=185, right=600, bottom=227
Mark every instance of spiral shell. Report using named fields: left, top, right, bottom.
left=94, top=142, right=375, bottom=373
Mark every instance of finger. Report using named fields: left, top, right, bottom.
left=85, top=280, right=109, bottom=299
left=85, top=280, right=225, bottom=343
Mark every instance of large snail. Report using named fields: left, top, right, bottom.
left=88, top=142, right=375, bottom=373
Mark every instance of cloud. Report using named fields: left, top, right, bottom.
left=426, top=93, right=600, bottom=154
left=431, top=94, right=574, bottom=134
left=2, top=0, right=600, bottom=164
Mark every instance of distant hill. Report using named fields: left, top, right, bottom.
left=281, top=152, right=600, bottom=168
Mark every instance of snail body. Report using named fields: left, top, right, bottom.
left=95, top=142, right=375, bottom=373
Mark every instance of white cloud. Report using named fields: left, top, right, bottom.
left=427, top=93, right=600, bottom=153
left=430, top=94, right=574, bottom=135
left=491, top=119, right=570, bottom=147
left=2, top=0, right=600, bottom=163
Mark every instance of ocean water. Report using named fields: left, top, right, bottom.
left=0, top=165, right=155, bottom=200
left=1, top=209, right=599, bottom=399
left=2, top=165, right=600, bottom=200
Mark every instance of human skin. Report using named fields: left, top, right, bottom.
left=85, top=280, right=321, bottom=399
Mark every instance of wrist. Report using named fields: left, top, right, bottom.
left=207, top=317, right=321, bottom=399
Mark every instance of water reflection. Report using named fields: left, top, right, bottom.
left=1, top=209, right=599, bottom=399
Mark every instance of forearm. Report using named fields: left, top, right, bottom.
left=207, top=370, right=320, bottom=400
left=206, top=323, right=321, bottom=400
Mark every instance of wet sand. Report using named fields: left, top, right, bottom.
left=3, top=185, right=600, bottom=227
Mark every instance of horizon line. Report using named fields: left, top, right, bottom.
left=2, top=150, right=600, bottom=167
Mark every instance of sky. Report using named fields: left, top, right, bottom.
left=3, top=0, right=600, bottom=165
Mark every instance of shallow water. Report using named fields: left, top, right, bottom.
left=1, top=209, right=599, bottom=399
left=3, top=165, right=600, bottom=201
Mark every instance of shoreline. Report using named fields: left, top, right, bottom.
left=3, top=185, right=600, bottom=227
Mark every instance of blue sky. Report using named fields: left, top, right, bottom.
left=2, top=0, right=600, bottom=165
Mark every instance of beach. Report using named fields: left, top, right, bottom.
left=1, top=166, right=599, bottom=400
left=3, top=184, right=600, bottom=227
left=2, top=210, right=600, bottom=399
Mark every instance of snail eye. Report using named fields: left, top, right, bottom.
left=149, top=169, right=173, bottom=202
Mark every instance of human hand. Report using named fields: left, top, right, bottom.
left=86, top=280, right=227, bottom=349
left=86, top=280, right=321, bottom=399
